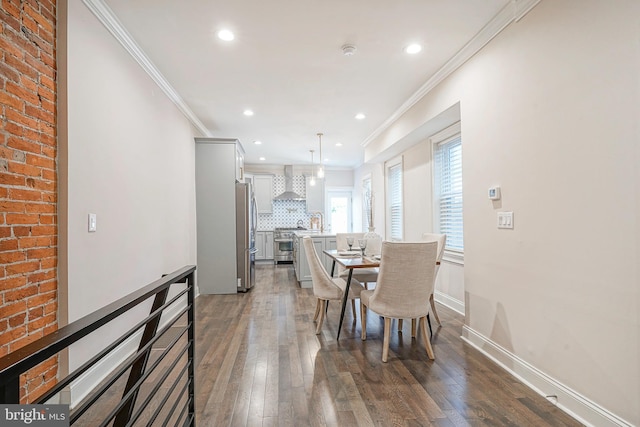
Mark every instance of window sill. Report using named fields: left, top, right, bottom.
left=442, top=249, right=464, bottom=266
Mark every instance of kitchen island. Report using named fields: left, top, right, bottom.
left=292, top=231, right=336, bottom=288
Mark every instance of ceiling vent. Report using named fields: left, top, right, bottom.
left=273, top=165, right=305, bottom=201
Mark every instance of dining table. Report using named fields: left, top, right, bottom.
left=323, top=249, right=380, bottom=340
left=323, top=248, right=440, bottom=340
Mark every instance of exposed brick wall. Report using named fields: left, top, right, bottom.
left=1, top=0, right=58, bottom=403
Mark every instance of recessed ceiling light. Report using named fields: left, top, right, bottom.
left=335, top=143, right=342, bottom=147
left=243, top=109, right=254, bottom=116
left=254, top=140, right=262, bottom=145
left=405, top=44, right=422, bottom=54
left=217, top=29, right=235, bottom=41
left=259, top=157, right=266, bottom=161
left=355, top=113, right=366, bottom=120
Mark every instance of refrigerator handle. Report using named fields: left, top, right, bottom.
left=251, top=196, right=258, bottom=234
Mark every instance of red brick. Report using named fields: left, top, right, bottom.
left=38, top=215, right=54, bottom=224
left=40, top=257, right=55, bottom=269
left=40, top=74, right=54, bottom=91
left=43, top=324, right=56, bottom=335
left=25, top=104, right=54, bottom=123
left=40, top=51, right=55, bottom=70
left=0, top=226, right=12, bottom=239
left=5, top=108, right=39, bottom=131
left=43, top=301, right=56, bottom=315
left=28, top=306, right=44, bottom=319
left=0, top=61, right=21, bottom=83
left=0, top=146, right=16, bottom=160
left=41, top=98, right=55, bottom=114
left=4, top=54, right=38, bottom=80
left=0, top=91, right=24, bottom=111
left=38, top=279, right=56, bottom=292
left=22, top=13, right=39, bottom=34
left=42, top=193, right=56, bottom=203
left=0, top=239, right=19, bottom=252
left=5, top=260, right=39, bottom=275
left=9, top=163, right=42, bottom=178
left=2, top=0, right=21, bottom=18
left=0, top=300, right=27, bottom=317
left=4, top=122, right=24, bottom=137
left=0, top=326, right=27, bottom=346
left=29, top=313, right=55, bottom=330
left=31, top=179, right=55, bottom=192
left=0, top=172, right=25, bottom=186
left=25, top=203, right=54, bottom=214
left=0, top=250, right=26, bottom=264
left=26, top=247, right=55, bottom=259
left=9, top=188, right=42, bottom=201
left=20, top=75, right=38, bottom=93
left=6, top=213, right=39, bottom=225
left=26, top=291, right=56, bottom=308
left=26, top=154, right=54, bottom=169
left=0, top=320, right=7, bottom=333
left=41, top=146, right=55, bottom=159
left=0, top=276, right=28, bottom=292
left=25, top=4, right=54, bottom=33
left=31, top=225, right=55, bottom=236
left=13, top=226, right=32, bottom=237
left=9, top=313, right=26, bottom=328
left=37, top=85, right=54, bottom=102
left=11, top=330, right=43, bottom=352
left=7, top=136, right=42, bottom=155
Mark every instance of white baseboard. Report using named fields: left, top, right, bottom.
left=69, top=297, right=188, bottom=408
left=434, top=290, right=465, bottom=316
left=461, top=326, right=633, bottom=427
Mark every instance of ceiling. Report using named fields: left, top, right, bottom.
left=102, top=0, right=511, bottom=168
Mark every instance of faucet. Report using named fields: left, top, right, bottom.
left=310, top=211, right=324, bottom=233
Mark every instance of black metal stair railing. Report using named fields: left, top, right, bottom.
left=0, top=265, right=196, bottom=426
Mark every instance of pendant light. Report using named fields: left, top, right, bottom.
left=309, top=149, right=316, bottom=186
left=317, top=132, right=325, bottom=179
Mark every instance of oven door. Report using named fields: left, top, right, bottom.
left=274, top=238, right=293, bottom=260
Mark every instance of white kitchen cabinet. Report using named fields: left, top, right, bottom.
left=253, top=175, right=273, bottom=214
left=293, top=233, right=336, bottom=288
left=255, top=231, right=274, bottom=261
left=305, top=176, right=324, bottom=213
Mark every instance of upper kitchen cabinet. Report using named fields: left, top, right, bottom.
left=253, top=174, right=273, bottom=214
left=305, top=176, right=324, bottom=213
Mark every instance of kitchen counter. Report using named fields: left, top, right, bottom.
left=293, top=230, right=336, bottom=238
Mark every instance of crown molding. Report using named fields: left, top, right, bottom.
left=362, top=0, right=541, bottom=148
left=81, top=0, right=212, bottom=137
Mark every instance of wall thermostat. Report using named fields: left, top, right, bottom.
left=488, top=186, right=501, bottom=200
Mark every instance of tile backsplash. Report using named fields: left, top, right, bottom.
left=257, top=175, right=317, bottom=230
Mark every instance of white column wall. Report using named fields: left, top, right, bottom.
left=362, top=1, right=639, bottom=424
left=59, top=1, right=197, bottom=402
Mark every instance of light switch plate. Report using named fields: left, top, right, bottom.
left=497, top=211, right=513, bottom=229
left=88, top=213, right=97, bottom=232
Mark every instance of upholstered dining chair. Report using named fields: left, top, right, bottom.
left=335, top=233, right=379, bottom=289
left=421, top=233, right=446, bottom=325
left=360, top=241, right=438, bottom=362
left=303, top=236, right=364, bottom=335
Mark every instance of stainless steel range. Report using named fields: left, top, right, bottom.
left=274, top=227, right=305, bottom=263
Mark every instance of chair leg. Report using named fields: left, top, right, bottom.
left=363, top=282, right=368, bottom=290
left=411, top=319, right=417, bottom=338
left=430, top=294, right=441, bottom=325
left=398, top=318, right=403, bottom=332
left=313, top=299, right=321, bottom=322
left=351, top=299, right=357, bottom=321
left=315, top=300, right=327, bottom=335
left=360, top=303, right=367, bottom=340
left=419, top=316, right=435, bottom=360
left=382, top=317, right=391, bottom=362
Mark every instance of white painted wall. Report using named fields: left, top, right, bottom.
left=362, top=1, right=639, bottom=425
left=59, top=1, right=197, bottom=403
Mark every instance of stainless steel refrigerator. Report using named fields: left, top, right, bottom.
left=236, top=182, right=257, bottom=292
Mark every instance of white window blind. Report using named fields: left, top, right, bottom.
left=387, top=162, right=403, bottom=240
left=362, top=177, right=372, bottom=231
left=434, top=136, right=463, bottom=252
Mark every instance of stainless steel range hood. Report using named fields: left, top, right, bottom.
left=273, top=165, right=304, bottom=201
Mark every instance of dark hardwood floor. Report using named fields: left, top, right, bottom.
left=194, top=263, right=583, bottom=427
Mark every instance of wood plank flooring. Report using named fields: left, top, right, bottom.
left=194, top=263, right=583, bottom=427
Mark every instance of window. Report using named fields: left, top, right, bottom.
left=362, top=177, right=372, bottom=231
left=386, top=158, right=403, bottom=240
left=433, top=130, right=463, bottom=254
left=327, top=190, right=352, bottom=233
